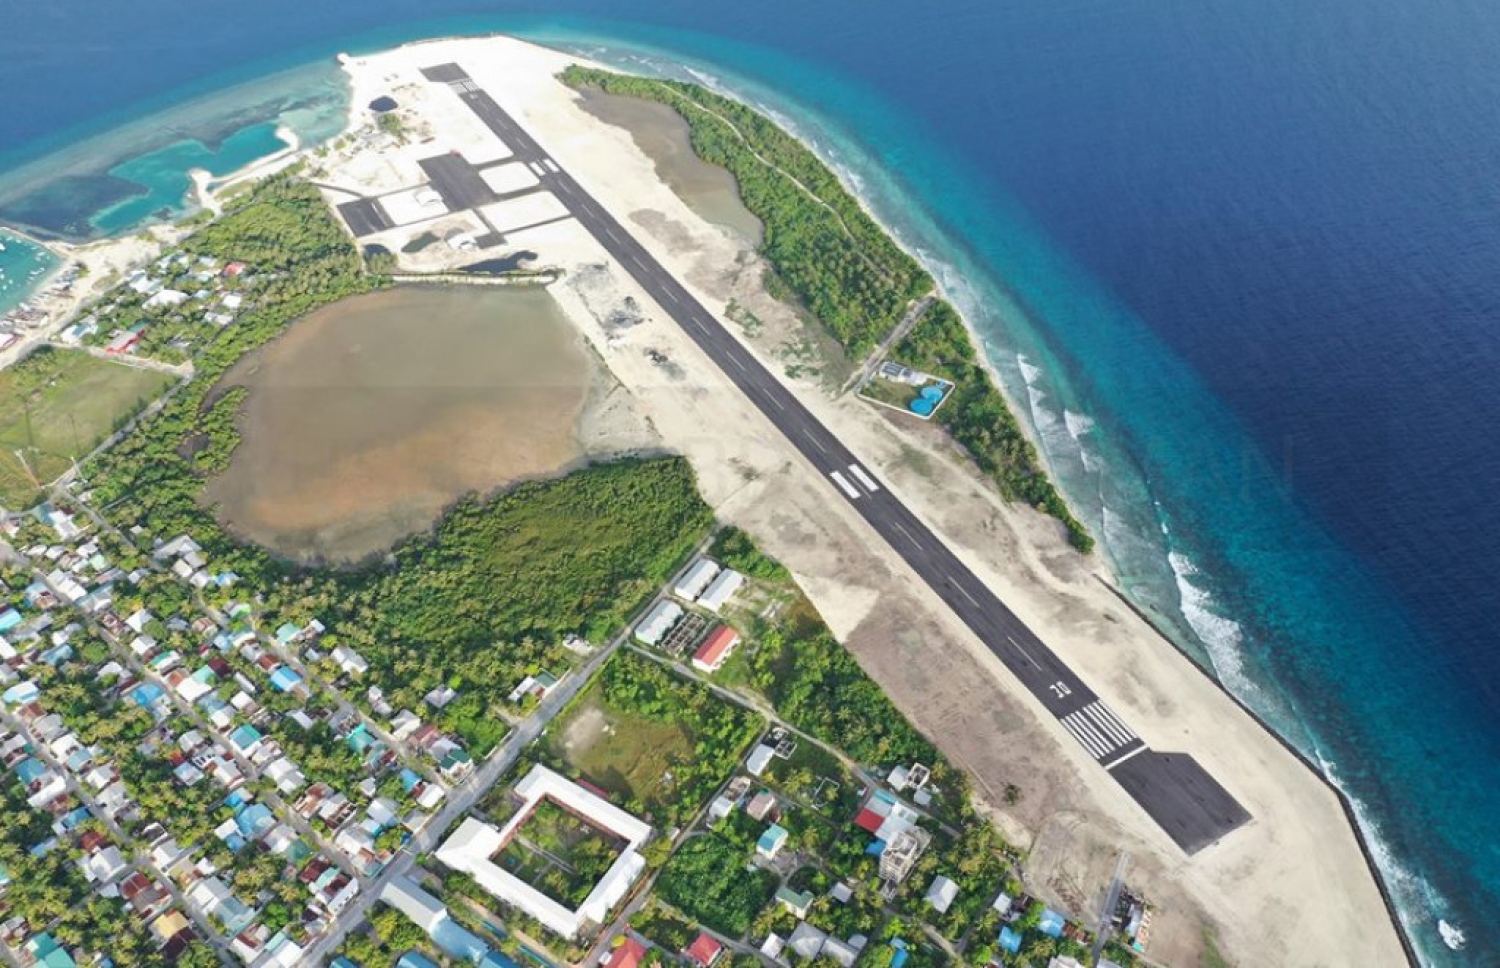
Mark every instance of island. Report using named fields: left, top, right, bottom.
left=0, top=33, right=1406, bottom=968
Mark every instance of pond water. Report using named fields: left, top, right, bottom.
left=574, top=88, right=764, bottom=247
left=204, top=285, right=593, bottom=563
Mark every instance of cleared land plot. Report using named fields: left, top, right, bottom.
left=480, top=192, right=570, bottom=233
left=548, top=650, right=760, bottom=826
left=552, top=691, right=695, bottom=817
left=481, top=163, right=541, bottom=195
left=0, top=348, right=173, bottom=506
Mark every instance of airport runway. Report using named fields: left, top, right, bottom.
left=399, top=63, right=1251, bottom=855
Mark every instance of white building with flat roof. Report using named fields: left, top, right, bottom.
left=435, top=764, right=652, bottom=939
left=673, top=558, right=720, bottom=602
left=634, top=600, right=682, bottom=646
left=697, top=569, right=744, bottom=613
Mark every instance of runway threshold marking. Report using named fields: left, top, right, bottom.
left=1103, top=744, right=1148, bottom=770
left=1061, top=712, right=1114, bottom=758
left=1082, top=700, right=1137, bottom=746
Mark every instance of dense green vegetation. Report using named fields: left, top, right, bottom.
left=560, top=68, right=1091, bottom=551
left=710, top=525, right=790, bottom=581
left=895, top=302, right=1092, bottom=550
left=0, top=346, right=173, bottom=507
left=500, top=800, right=624, bottom=906
left=656, top=833, right=777, bottom=937
left=750, top=596, right=937, bottom=767
left=562, top=66, right=929, bottom=357
left=286, top=456, right=713, bottom=753
left=0, top=776, right=170, bottom=966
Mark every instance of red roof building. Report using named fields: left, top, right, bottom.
left=607, top=936, right=650, bottom=968
left=685, top=932, right=723, bottom=968
left=691, top=626, right=740, bottom=674
left=853, top=808, right=886, bottom=835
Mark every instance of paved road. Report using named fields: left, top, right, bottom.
left=402, top=63, right=1251, bottom=856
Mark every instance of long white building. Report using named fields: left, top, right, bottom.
left=435, top=765, right=652, bottom=939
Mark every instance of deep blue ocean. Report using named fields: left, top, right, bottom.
left=3, top=1, right=1497, bottom=961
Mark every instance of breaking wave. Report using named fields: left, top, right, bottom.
left=1166, top=551, right=1257, bottom=696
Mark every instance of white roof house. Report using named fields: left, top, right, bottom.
left=435, top=764, right=652, bottom=938
left=697, top=569, right=744, bottom=613
left=673, top=558, right=721, bottom=602
left=634, top=600, right=682, bottom=647
left=144, top=289, right=189, bottom=310
left=745, top=743, right=776, bottom=777
left=787, top=923, right=828, bottom=961
left=925, top=875, right=959, bottom=914
left=379, top=876, right=448, bottom=934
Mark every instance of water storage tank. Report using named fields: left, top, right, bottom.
left=920, top=385, right=944, bottom=401
left=910, top=397, right=935, bottom=416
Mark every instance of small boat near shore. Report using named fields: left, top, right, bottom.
left=1439, top=918, right=1465, bottom=950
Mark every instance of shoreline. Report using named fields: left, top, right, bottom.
left=1095, top=577, right=1421, bottom=967
left=623, top=54, right=1429, bottom=962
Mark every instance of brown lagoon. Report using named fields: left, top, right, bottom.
left=204, top=285, right=592, bottom=563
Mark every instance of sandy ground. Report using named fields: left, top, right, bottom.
left=330, top=37, right=1406, bottom=967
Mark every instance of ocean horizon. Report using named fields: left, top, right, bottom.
left=4, top=3, right=1497, bottom=963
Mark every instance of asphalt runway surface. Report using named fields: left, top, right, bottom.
left=392, top=63, right=1253, bottom=855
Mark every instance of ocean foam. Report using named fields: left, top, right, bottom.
left=1064, top=409, right=1095, bottom=439
left=1315, top=750, right=1454, bottom=964
left=1016, top=353, right=1042, bottom=386
left=1166, top=551, right=1259, bottom=696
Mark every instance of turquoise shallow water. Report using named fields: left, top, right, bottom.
left=90, top=122, right=290, bottom=235
left=1, top=8, right=1496, bottom=963
left=0, top=232, right=59, bottom=319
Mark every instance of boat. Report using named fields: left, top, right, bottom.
left=1438, top=918, right=1465, bottom=950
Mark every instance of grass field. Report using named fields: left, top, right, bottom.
left=549, top=690, right=697, bottom=815
left=0, top=348, right=174, bottom=507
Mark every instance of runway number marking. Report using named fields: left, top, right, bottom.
left=1049, top=681, right=1072, bottom=699
left=848, top=463, right=880, bottom=493
left=830, top=471, right=861, bottom=500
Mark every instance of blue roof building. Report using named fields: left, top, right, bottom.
left=234, top=803, right=275, bottom=839
left=229, top=724, right=263, bottom=753
left=269, top=666, right=303, bottom=692
left=274, top=623, right=300, bottom=645
left=0, top=608, right=23, bottom=633
left=757, top=823, right=789, bottom=857
left=396, top=954, right=440, bottom=968
left=1038, top=908, right=1065, bottom=938
left=15, top=757, right=47, bottom=785
left=998, top=927, right=1022, bottom=954
left=3, top=681, right=39, bottom=706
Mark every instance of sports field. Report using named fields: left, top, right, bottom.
left=0, top=348, right=174, bottom=507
